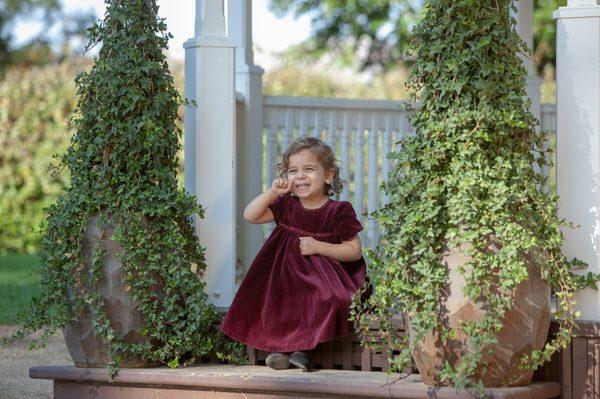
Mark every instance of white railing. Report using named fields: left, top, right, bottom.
left=262, top=96, right=557, bottom=249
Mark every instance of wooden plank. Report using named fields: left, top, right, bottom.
left=587, top=338, right=596, bottom=398
left=595, top=342, right=599, bottom=399
left=575, top=321, right=600, bottom=338
left=573, top=337, right=587, bottom=399
left=322, top=340, right=333, bottom=369
left=361, top=346, right=372, bottom=371
left=311, top=346, right=322, bottom=366
left=332, top=351, right=343, bottom=367
left=561, top=341, right=573, bottom=399
left=552, top=347, right=561, bottom=382
left=342, top=336, right=352, bottom=370
left=381, top=342, right=389, bottom=372
left=247, top=347, right=257, bottom=365
left=37, top=366, right=561, bottom=399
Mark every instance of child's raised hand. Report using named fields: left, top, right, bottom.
left=270, top=175, right=295, bottom=196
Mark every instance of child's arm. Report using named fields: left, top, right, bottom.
left=243, top=176, right=296, bottom=224
left=299, top=235, right=362, bottom=262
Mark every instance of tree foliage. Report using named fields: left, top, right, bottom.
left=533, top=0, right=564, bottom=74
left=4, top=0, right=245, bottom=372
left=270, top=0, right=565, bottom=74
left=0, top=0, right=94, bottom=72
left=269, top=0, right=420, bottom=73
left=351, top=0, right=595, bottom=392
left=263, top=61, right=410, bottom=99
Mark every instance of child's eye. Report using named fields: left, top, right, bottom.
left=288, top=170, right=297, bottom=175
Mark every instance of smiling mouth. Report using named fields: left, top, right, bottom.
left=296, top=183, right=310, bottom=191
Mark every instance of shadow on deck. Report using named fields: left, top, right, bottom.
left=30, top=364, right=560, bottom=399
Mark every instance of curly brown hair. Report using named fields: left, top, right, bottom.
left=275, top=137, right=344, bottom=196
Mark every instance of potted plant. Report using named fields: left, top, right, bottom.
left=351, top=0, right=597, bottom=392
left=4, top=0, right=244, bottom=374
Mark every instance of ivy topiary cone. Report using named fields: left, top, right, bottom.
left=7, top=0, right=234, bottom=373
left=349, top=0, right=580, bottom=392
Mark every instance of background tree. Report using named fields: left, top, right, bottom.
left=533, top=0, right=562, bottom=75
left=270, top=0, right=565, bottom=75
left=0, top=0, right=94, bottom=72
left=269, top=0, right=420, bottom=73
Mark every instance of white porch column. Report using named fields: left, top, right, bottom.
left=184, top=0, right=237, bottom=311
left=227, top=0, right=265, bottom=290
left=554, top=0, right=600, bottom=321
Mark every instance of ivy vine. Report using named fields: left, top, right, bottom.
left=4, top=0, right=245, bottom=374
left=351, top=0, right=598, bottom=393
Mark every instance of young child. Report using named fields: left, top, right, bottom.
left=220, top=137, right=368, bottom=372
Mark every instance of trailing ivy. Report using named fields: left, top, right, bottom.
left=4, top=0, right=245, bottom=373
left=351, top=0, right=597, bottom=392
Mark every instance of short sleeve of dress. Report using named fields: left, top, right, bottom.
left=335, top=201, right=363, bottom=242
left=268, top=193, right=290, bottom=224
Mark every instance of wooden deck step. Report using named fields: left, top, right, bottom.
left=30, top=365, right=561, bottom=399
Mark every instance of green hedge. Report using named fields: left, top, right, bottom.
left=0, top=59, right=186, bottom=254
left=0, top=61, right=83, bottom=254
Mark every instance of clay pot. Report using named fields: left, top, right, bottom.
left=409, top=238, right=551, bottom=387
left=63, top=213, right=155, bottom=367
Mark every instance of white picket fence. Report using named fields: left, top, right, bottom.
left=262, top=96, right=558, bottom=249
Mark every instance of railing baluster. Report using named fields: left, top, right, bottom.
left=314, top=109, right=322, bottom=139
left=368, top=112, right=379, bottom=249
left=382, top=112, right=392, bottom=206
left=326, top=110, right=336, bottom=148
left=265, top=109, right=279, bottom=237
left=282, top=107, right=292, bottom=152
left=340, top=111, right=351, bottom=202
left=355, top=112, right=365, bottom=238
left=299, top=108, right=308, bottom=137
left=400, top=113, right=410, bottom=148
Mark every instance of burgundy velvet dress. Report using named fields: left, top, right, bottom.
left=220, top=193, right=368, bottom=352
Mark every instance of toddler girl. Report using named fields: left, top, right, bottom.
left=220, top=137, right=368, bottom=372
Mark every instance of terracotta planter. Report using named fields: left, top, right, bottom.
left=409, top=238, right=551, bottom=387
left=63, top=214, right=155, bottom=367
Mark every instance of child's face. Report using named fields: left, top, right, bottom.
left=286, top=148, right=334, bottom=200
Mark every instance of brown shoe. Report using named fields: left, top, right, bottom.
left=265, top=352, right=291, bottom=370
left=289, top=351, right=312, bottom=372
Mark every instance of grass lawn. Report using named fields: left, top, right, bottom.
left=0, top=254, right=40, bottom=325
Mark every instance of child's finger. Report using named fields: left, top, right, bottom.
left=286, top=175, right=296, bottom=190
